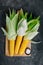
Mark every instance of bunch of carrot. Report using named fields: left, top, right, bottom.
left=1, top=9, right=40, bottom=56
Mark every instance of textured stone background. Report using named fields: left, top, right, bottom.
left=0, top=0, right=43, bottom=65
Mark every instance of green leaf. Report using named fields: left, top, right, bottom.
left=19, top=8, right=24, bottom=20
left=36, top=16, right=40, bottom=20
left=9, top=9, right=16, bottom=20
left=19, top=9, right=28, bottom=21
left=25, top=12, right=28, bottom=19
left=31, top=41, right=41, bottom=44
left=11, top=12, right=19, bottom=32
left=8, top=20, right=16, bottom=37
left=2, top=11, right=18, bottom=40
left=27, top=13, right=32, bottom=22
left=6, top=15, right=11, bottom=31
left=17, top=18, right=24, bottom=30
left=1, top=27, right=8, bottom=36
left=9, top=9, right=11, bottom=18
left=24, top=16, right=40, bottom=40
left=31, top=20, right=40, bottom=32
left=24, top=31, right=39, bottom=40
left=18, top=19, right=27, bottom=30
left=27, top=18, right=40, bottom=32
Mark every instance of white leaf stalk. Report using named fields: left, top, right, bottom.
left=31, top=41, right=41, bottom=44
left=1, top=11, right=18, bottom=40
left=24, top=31, right=39, bottom=40
left=24, top=17, right=40, bottom=44
left=17, top=19, right=27, bottom=36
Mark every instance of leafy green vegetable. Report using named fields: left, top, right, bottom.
left=11, top=12, right=19, bottom=32
left=24, top=16, right=40, bottom=40
left=1, top=10, right=18, bottom=40
left=24, top=12, right=28, bottom=19
left=19, top=8, right=28, bottom=20
left=24, top=31, right=39, bottom=40
left=27, top=13, right=32, bottom=22
left=1, top=9, right=40, bottom=41
left=9, top=9, right=16, bottom=20
left=27, top=16, right=40, bottom=32
left=19, top=8, right=24, bottom=20
left=17, top=9, right=28, bottom=36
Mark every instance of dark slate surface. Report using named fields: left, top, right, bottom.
left=0, top=0, right=43, bottom=65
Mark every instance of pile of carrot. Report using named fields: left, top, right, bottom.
left=1, top=9, right=40, bottom=56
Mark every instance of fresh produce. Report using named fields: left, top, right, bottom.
left=1, top=9, right=40, bottom=56
left=14, top=9, right=27, bottom=54
left=1, top=9, right=19, bottom=56
left=18, top=17, right=40, bottom=55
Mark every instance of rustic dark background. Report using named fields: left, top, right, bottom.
left=0, top=0, right=43, bottom=65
